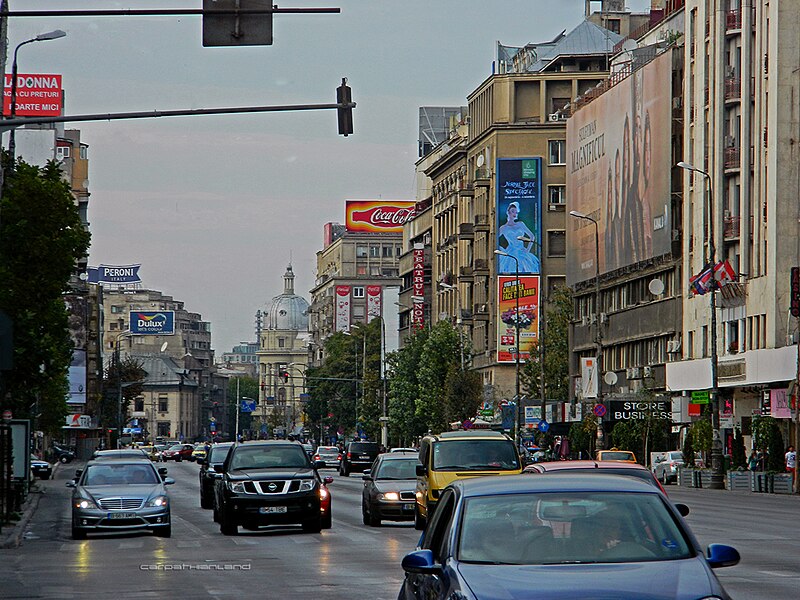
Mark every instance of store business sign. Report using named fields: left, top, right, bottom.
left=2, top=73, right=62, bottom=116
left=345, top=200, right=415, bottom=233
left=607, top=400, right=671, bottom=421
left=88, top=264, right=142, bottom=284
left=129, top=310, right=175, bottom=335
left=412, top=243, right=425, bottom=328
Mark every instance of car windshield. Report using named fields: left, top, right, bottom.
left=83, top=463, right=158, bottom=486
left=318, top=447, right=338, bottom=454
left=457, top=491, right=692, bottom=565
left=349, top=443, right=378, bottom=453
left=168, top=445, right=184, bottom=451
left=208, top=445, right=233, bottom=462
left=668, top=452, right=684, bottom=461
left=374, top=458, right=417, bottom=479
left=601, top=451, right=635, bottom=461
left=229, top=446, right=309, bottom=470
left=432, top=440, right=519, bottom=471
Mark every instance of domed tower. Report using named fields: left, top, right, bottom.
left=256, top=265, right=312, bottom=440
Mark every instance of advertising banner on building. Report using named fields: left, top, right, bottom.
left=496, top=158, right=542, bottom=275
left=367, top=285, right=382, bottom=321
left=345, top=200, right=416, bottom=233
left=129, top=310, right=175, bottom=335
left=335, top=285, right=351, bottom=332
left=65, top=414, right=94, bottom=428
left=580, top=357, right=598, bottom=399
left=2, top=73, right=62, bottom=117
left=771, top=388, right=791, bottom=419
left=88, top=264, right=142, bottom=284
left=496, top=275, right=539, bottom=363
left=412, top=243, right=425, bottom=328
left=67, top=349, right=87, bottom=405
left=566, top=51, right=672, bottom=286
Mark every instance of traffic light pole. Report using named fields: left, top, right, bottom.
left=235, top=377, right=240, bottom=443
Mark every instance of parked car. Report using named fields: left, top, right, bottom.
left=199, top=442, right=234, bottom=509
left=652, top=451, right=686, bottom=484
left=52, top=444, right=76, bottom=464
left=67, top=459, right=174, bottom=539
left=339, top=441, right=381, bottom=476
left=415, top=430, right=522, bottom=530
left=595, top=448, right=638, bottom=463
left=162, top=443, right=194, bottom=462
left=30, top=455, right=53, bottom=480
left=312, top=446, right=342, bottom=468
left=524, top=460, right=670, bottom=497
left=213, top=440, right=334, bottom=535
left=399, top=474, right=739, bottom=600
left=362, top=453, right=419, bottom=526
left=91, top=449, right=150, bottom=461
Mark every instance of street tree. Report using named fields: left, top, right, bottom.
left=387, top=327, right=429, bottom=446
left=0, top=160, right=91, bottom=434
left=416, top=321, right=465, bottom=433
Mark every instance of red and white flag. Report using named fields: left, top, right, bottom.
left=713, top=260, right=736, bottom=286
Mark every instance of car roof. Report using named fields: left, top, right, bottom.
left=528, top=460, right=648, bottom=472
left=232, top=440, right=303, bottom=448
left=434, top=430, right=508, bottom=440
left=455, top=473, right=657, bottom=497
left=378, top=452, right=419, bottom=461
left=85, top=458, right=156, bottom=467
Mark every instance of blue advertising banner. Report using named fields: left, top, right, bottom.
left=129, top=310, right=175, bottom=335
left=496, top=157, right=542, bottom=275
left=88, top=264, right=142, bottom=284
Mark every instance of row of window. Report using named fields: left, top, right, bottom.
left=356, top=244, right=401, bottom=258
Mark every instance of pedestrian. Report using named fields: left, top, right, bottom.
left=747, top=450, right=758, bottom=471
left=785, top=445, right=796, bottom=486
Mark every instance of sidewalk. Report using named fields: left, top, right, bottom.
left=0, top=460, right=63, bottom=549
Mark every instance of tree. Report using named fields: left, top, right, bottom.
left=569, top=414, right=597, bottom=459
left=682, top=429, right=696, bottom=467
left=691, top=419, right=713, bottom=465
left=731, top=427, right=747, bottom=470
left=387, top=327, right=429, bottom=446
left=442, top=365, right=483, bottom=425
left=0, top=160, right=91, bottom=434
left=98, top=356, right=146, bottom=441
left=416, top=321, right=463, bottom=433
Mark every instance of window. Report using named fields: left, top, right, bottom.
left=157, top=422, right=170, bottom=437
left=79, top=145, right=88, bottom=159
left=353, top=287, right=365, bottom=298
left=547, top=230, right=566, bottom=257
left=548, top=140, right=566, bottom=165
left=111, top=305, right=124, bottom=314
left=134, top=399, right=144, bottom=412
left=278, top=338, right=285, bottom=348
left=606, top=18, right=621, bottom=34
left=381, top=268, right=399, bottom=277
left=369, top=245, right=380, bottom=258
left=357, top=265, right=367, bottom=275
left=110, top=322, right=118, bottom=331
left=353, top=305, right=365, bottom=318
left=158, top=395, right=168, bottom=412
left=370, top=266, right=381, bottom=276
left=356, top=246, right=367, bottom=258
left=548, top=185, right=566, bottom=206
left=56, top=145, right=71, bottom=159
left=382, top=245, right=393, bottom=258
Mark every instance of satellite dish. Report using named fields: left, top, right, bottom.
left=622, top=39, right=638, bottom=52
left=604, top=371, right=618, bottom=386
left=476, top=154, right=485, bottom=167
left=160, top=342, right=168, bottom=352
left=648, top=279, right=665, bottom=296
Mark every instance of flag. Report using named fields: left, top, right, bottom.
left=689, top=264, right=714, bottom=296
left=713, top=260, right=736, bottom=286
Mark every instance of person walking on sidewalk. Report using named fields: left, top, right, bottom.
left=785, top=446, right=796, bottom=487
left=748, top=450, right=758, bottom=471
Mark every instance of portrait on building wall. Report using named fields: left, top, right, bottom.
left=496, top=158, right=542, bottom=275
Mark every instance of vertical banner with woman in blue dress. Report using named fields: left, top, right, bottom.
left=496, top=157, right=542, bottom=275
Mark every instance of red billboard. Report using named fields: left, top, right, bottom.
left=3, top=73, right=63, bottom=117
left=497, top=276, right=539, bottom=363
left=345, top=200, right=416, bottom=233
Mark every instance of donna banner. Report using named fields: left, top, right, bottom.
left=497, top=276, right=539, bottom=363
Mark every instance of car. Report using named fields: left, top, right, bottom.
left=91, top=449, right=150, bottom=461
left=361, top=453, right=419, bottom=526
left=596, top=447, right=637, bottom=463
left=390, top=447, right=417, bottom=453
left=301, top=443, right=314, bottom=459
left=51, top=444, right=76, bottom=463
left=213, top=440, right=334, bottom=535
left=415, top=430, right=522, bottom=530
left=137, top=445, right=163, bottom=462
left=198, top=442, right=234, bottom=509
left=399, top=474, right=740, bottom=600
left=30, top=455, right=53, bottom=480
left=339, top=441, right=381, bottom=476
left=651, top=451, right=706, bottom=484
left=524, top=460, right=668, bottom=496
left=312, top=446, right=342, bottom=468
left=191, top=444, right=208, bottom=462
left=161, top=443, right=194, bottom=462
left=67, top=459, right=175, bottom=539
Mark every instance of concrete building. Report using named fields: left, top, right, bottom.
left=218, top=341, right=259, bottom=378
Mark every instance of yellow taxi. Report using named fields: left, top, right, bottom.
left=191, top=443, right=208, bottom=462
left=595, top=447, right=637, bottom=463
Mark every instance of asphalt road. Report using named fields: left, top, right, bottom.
left=1, top=462, right=798, bottom=599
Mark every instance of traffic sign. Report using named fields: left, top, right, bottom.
left=241, top=399, right=256, bottom=413
left=593, top=403, right=607, bottom=417
left=538, top=420, right=550, bottom=432
left=691, top=391, right=710, bottom=404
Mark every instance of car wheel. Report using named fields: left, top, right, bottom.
left=361, top=503, right=370, bottom=526
left=219, top=507, right=238, bottom=535
left=176, top=456, right=182, bottom=463
left=368, top=508, right=381, bottom=528
left=200, top=491, right=213, bottom=510
left=60, top=456, right=69, bottom=464
left=71, top=520, right=86, bottom=540
left=302, top=517, right=322, bottom=533
left=660, top=472, right=668, bottom=485
left=414, top=505, right=426, bottom=531
left=154, top=523, right=171, bottom=538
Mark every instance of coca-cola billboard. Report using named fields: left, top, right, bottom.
left=345, top=200, right=416, bottom=233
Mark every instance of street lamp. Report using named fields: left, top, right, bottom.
left=113, top=330, right=134, bottom=448
left=568, top=210, right=605, bottom=450
left=677, top=160, right=723, bottom=490
left=494, top=249, right=522, bottom=445
left=439, top=282, right=465, bottom=370
left=7, top=30, right=67, bottom=167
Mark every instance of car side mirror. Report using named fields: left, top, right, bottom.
left=323, top=476, right=334, bottom=485
left=163, top=477, right=176, bottom=485
left=158, top=467, right=168, bottom=478
left=706, top=544, right=740, bottom=568
left=675, top=503, right=690, bottom=517
left=362, top=469, right=372, bottom=480
left=416, top=464, right=427, bottom=477
left=65, top=480, right=76, bottom=488
left=313, top=460, right=325, bottom=470
left=401, top=550, right=441, bottom=575
left=75, top=469, right=83, bottom=479
left=196, top=457, right=205, bottom=465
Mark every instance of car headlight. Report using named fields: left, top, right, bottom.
left=228, top=481, right=246, bottom=493
left=75, top=498, right=97, bottom=509
left=299, top=479, right=315, bottom=492
left=380, top=492, right=400, bottom=501
left=146, top=495, right=168, bottom=507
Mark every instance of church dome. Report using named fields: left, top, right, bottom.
left=265, top=265, right=309, bottom=331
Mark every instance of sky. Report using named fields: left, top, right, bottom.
left=9, top=0, right=650, bottom=355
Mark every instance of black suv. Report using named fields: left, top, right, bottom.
left=213, top=441, right=332, bottom=535
left=339, top=441, right=380, bottom=476
left=198, top=442, right=233, bottom=509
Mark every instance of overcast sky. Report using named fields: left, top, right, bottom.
left=10, top=0, right=649, bottom=354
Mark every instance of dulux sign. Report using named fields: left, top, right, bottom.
left=88, top=264, right=142, bottom=284
left=130, top=310, right=175, bottom=335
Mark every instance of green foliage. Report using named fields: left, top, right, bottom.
left=225, top=376, right=258, bottom=436
left=682, top=430, right=696, bottom=467
left=0, top=161, right=91, bottom=434
left=387, top=327, right=429, bottom=446
left=731, top=428, right=747, bottom=470
left=610, top=420, right=639, bottom=456
left=99, top=357, right=146, bottom=435
left=443, top=366, right=483, bottom=424
left=416, top=321, right=462, bottom=433
left=691, top=419, right=713, bottom=455
left=568, top=414, right=597, bottom=459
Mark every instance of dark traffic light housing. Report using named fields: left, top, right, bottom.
left=336, top=78, right=354, bottom=136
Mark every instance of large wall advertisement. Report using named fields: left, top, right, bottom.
left=345, top=200, right=416, bottom=233
left=497, top=275, right=539, bottom=363
left=566, top=51, right=672, bottom=286
left=496, top=158, right=542, bottom=275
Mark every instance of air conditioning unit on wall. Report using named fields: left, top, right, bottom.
left=548, top=113, right=560, bottom=122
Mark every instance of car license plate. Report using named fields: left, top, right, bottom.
left=108, top=512, right=137, bottom=519
left=259, top=506, right=287, bottom=514
left=403, top=503, right=414, bottom=511
left=360, top=455, right=371, bottom=459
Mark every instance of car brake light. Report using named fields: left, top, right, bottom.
left=347, top=452, right=352, bottom=459
left=313, top=455, right=320, bottom=460
left=337, top=454, right=342, bottom=460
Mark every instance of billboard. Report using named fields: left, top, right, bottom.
left=496, top=158, right=542, bottom=275
left=345, top=200, right=416, bottom=233
left=335, top=285, right=351, bottom=332
left=88, top=264, right=142, bottom=284
left=129, top=310, right=175, bottom=335
left=497, top=275, right=539, bottom=363
left=566, top=51, right=673, bottom=285
left=367, top=285, right=382, bottom=321
left=2, top=73, right=62, bottom=117
left=412, top=243, right=425, bottom=328
left=67, top=350, right=87, bottom=405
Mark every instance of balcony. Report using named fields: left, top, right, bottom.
left=458, top=222, right=474, bottom=240
left=724, top=146, right=740, bottom=170
left=725, top=9, right=742, bottom=32
left=474, top=214, right=490, bottom=232
left=474, top=259, right=490, bottom=274
left=724, top=77, right=741, bottom=101
left=473, top=303, right=489, bottom=321
left=723, top=215, right=754, bottom=241
left=459, top=265, right=474, bottom=278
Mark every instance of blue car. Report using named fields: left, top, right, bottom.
left=399, top=474, right=739, bottom=600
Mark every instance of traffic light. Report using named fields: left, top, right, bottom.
left=336, top=78, right=354, bottom=136
left=279, top=369, right=289, bottom=383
